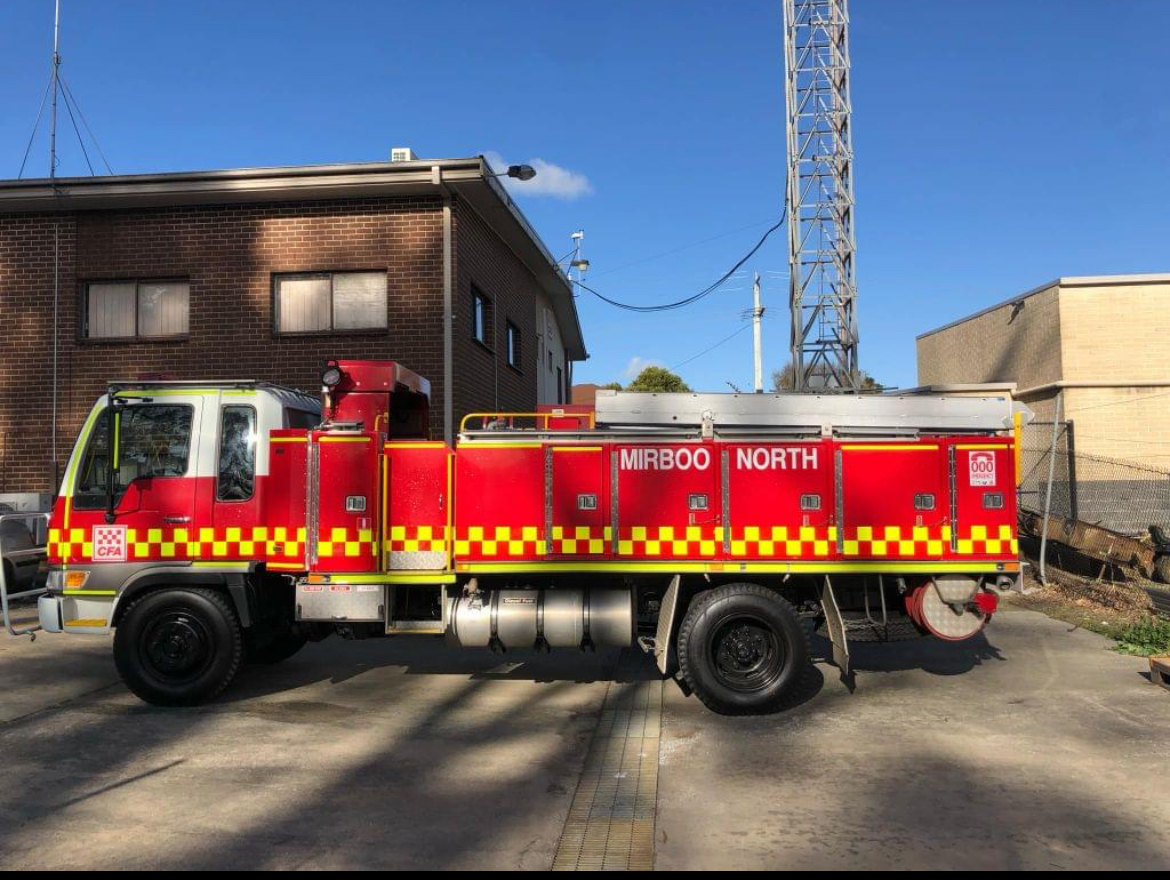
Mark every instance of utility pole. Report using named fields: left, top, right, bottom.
left=752, top=271, right=765, bottom=393
left=783, top=0, right=860, bottom=392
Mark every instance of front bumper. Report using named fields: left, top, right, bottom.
left=39, top=593, right=113, bottom=634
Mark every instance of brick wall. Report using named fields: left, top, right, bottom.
left=452, top=199, right=541, bottom=418
left=916, top=284, right=1064, bottom=390
left=0, top=195, right=543, bottom=493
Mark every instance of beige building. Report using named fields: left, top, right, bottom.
left=917, top=274, right=1170, bottom=469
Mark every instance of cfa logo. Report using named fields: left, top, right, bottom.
left=92, top=525, right=128, bottom=562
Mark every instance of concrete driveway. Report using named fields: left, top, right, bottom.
left=1, top=603, right=1167, bottom=870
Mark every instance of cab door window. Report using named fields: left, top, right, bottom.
left=74, top=405, right=194, bottom=509
left=216, top=405, right=257, bottom=502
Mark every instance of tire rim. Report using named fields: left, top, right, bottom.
left=141, top=610, right=212, bottom=683
left=709, top=614, right=785, bottom=693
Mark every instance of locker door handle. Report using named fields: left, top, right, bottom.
left=163, top=516, right=191, bottom=524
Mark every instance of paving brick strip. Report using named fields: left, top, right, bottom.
left=552, top=656, right=663, bottom=871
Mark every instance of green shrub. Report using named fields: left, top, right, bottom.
left=1113, top=616, right=1170, bottom=656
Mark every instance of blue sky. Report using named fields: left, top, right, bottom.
left=3, top=0, right=1168, bottom=391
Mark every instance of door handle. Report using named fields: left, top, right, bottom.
left=163, top=516, right=191, bottom=524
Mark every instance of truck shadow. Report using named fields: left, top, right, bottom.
left=810, top=630, right=1005, bottom=677
left=222, top=637, right=662, bottom=703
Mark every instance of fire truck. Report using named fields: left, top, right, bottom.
left=32, top=360, right=1028, bottom=715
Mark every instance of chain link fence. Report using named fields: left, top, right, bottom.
left=1019, top=420, right=1170, bottom=537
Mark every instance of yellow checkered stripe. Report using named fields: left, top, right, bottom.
left=618, top=525, right=720, bottom=558
left=455, top=525, right=547, bottom=557
left=388, top=524, right=450, bottom=553
left=842, top=524, right=951, bottom=557
left=316, top=527, right=380, bottom=559
left=956, top=524, right=1018, bottom=556
left=728, top=525, right=836, bottom=558
left=48, top=526, right=307, bottom=563
left=551, top=525, right=612, bottom=555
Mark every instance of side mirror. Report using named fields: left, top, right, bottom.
left=105, top=403, right=124, bottom=524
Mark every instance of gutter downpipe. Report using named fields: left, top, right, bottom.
left=1038, top=389, right=1064, bottom=586
left=433, top=165, right=455, bottom=447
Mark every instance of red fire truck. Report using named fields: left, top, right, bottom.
left=35, top=360, right=1027, bottom=714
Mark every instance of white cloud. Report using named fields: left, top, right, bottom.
left=483, top=151, right=594, bottom=200
left=621, top=356, right=663, bottom=381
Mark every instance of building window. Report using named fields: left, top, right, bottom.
left=216, top=405, right=257, bottom=502
left=506, top=321, right=522, bottom=370
left=557, top=366, right=564, bottom=404
left=472, top=286, right=491, bottom=346
left=83, top=280, right=189, bottom=339
left=275, top=271, right=387, bottom=334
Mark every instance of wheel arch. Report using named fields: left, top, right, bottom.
left=112, top=568, right=254, bottom=629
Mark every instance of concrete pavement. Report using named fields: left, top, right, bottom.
left=0, top=603, right=1167, bottom=869
left=657, top=606, right=1170, bottom=870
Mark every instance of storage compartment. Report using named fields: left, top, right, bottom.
left=296, top=581, right=385, bottom=622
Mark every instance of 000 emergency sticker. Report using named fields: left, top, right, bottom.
left=92, top=525, right=128, bottom=562
left=968, top=451, right=996, bottom=487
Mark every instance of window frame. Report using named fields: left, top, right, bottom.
left=272, top=270, right=390, bottom=337
left=215, top=403, right=258, bottom=504
left=80, top=278, right=191, bottom=343
left=505, top=320, right=522, bottom=372
left=471, top=284, right=493, bottom=349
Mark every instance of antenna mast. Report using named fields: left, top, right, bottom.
left=783, top=0, right=860, bottom=392
left=49, top=0, right=60, bottom=180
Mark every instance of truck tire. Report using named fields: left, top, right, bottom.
left=246, top=632, right=308, bottom=664
left=677, top=583, right=811, bottom=715
left=114, top=587, right=243, bottom=707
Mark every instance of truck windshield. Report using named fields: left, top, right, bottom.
left=74, top=405, right=194, bottom=509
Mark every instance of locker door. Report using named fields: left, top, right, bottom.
left=549, top=445, right=606, bottom=557
left=838, top=443, right=949, bottom=561
left=952, top=442, right=1017, bottom=558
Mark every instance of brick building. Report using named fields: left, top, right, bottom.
left=916, top=273, right=1170, bottom=468
left=0, top=157, right=587, bottom=494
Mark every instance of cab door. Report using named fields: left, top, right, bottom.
left=210, top=396, right=263, bottom=560
left=66, top=393, right=205, bottom=564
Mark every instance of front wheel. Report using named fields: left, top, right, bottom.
left=677, top=583, right=811, bottom=715
left=114, top=587, right=243, bottom=706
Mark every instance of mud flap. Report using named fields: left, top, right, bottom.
left=654, top=574, right=682, bottom=676
left=820, top=575, right=854, bottom=691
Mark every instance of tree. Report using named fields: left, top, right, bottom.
left=771, top=360, right=881, bottom=392
left=600, top=382, right=624, bottom=392
left=625, top=366, right=691, bottom=393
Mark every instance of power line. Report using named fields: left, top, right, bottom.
left=590, top=218, right=778, bottom=279
left=578, top=212, right=786, bottom=313
left=671, top=323, right=752, bottom=371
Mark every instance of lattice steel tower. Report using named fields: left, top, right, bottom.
left=783, top=0, right=860, bottom=391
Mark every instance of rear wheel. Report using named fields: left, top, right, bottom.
left=114, top=587, right=243, bottom=706
left=677, top=583, right=811, bottom=715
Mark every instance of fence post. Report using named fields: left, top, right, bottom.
left=1039, top=390, right=1064, bottom=586
left=1065, top=420, right=1078, bottom=521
